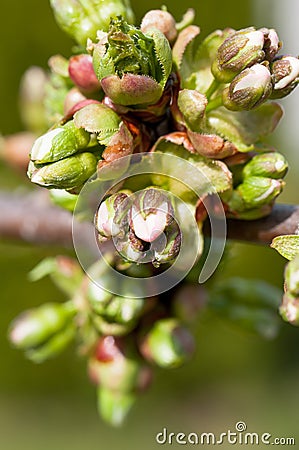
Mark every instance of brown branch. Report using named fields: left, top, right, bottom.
left=0, top=190, right=90, bottom=248
left=0, top=190, right=298, bottom=247
left=225, top=204, right=299, bottom=245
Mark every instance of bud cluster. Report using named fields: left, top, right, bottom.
left=95, top=188, right=181, bottom=266
left=224, top=151, right=287, bottom=219
left=9, top=255, right=198, bottom=426
left=209, top=26, right=299, bottom=111
left=9, top=0, right=299, bottom=428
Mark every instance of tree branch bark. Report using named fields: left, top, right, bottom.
left=0, top=190, right=298, bottom=248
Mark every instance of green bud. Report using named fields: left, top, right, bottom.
left=87, top=267, right=145, bottom=325
left=92, top=315, right=135, bottom=336
left=97, top=386, right=136, bottom=427
left=210, top=278, right=281, bottom=339
left=50, top=0, right=135, bottom=47
left=9, top=302, right=75, bottom=350
left=25, top=323, right=76, bottom=363
left=29, top=151, right=97, bottom=189
left=73, top=103, right=122, bottom=145
left=212, top=27, right=267, bottom=83
left=88, top=280, right=145, bottom=324
left=103, top=296, right=145, bottom=325
left=233, top=176, right=283, bottom=209
left=30, top=120, right=90, bottom=164
left=242, top=152, right=288, bottom=179
left=270, top=55, right=299, bottom=99
left=279, top=292, right=299, bottom=326
left=140, top=318, right=195, bottom=368
left=92, top=17, right=172, bottom=106
left=285, top=255, right=299, bottom=297
left=222, top=63, right=273, bottom=111
left=86, top=277, right=114, bottom=315
left=29, top=256, right=83, bottom=297
left=50, top=189, right=78, bottom=211
left=177, top=90, right=208, bottom=132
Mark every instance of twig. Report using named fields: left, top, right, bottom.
left=0, top=190, right=298, bottom=247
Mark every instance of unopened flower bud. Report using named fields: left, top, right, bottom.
left=29, top=151, right=97, bottom=189
left=153, top=221, right=181, bottom=266
left=30, top=120, right=90, bottom=164
left=90, top=336, right=141, bottom=392
left=9, top=302, right=75, bottom=350
left=270, top=55, right=299, bottom=99
left=212, top=27, right=266, bottom=83
left=233, top=176, right=283, bottom=209
left=73, top=102, right=123, bottom=146
left=19, top=66, right=48, bottom=134
left=177, top=90, right=208, bottom=132
left=129, top=188, right=174, bottom=243
left=260, top=28, right=281, bottom=61
left=29, top=256, right=83, bottom=297
left=93, top=315, right=135, bottom=336
left=50, top=0, right=135, bottom=47
left=285, top=255, right=299, bottom=297
left=140, top=318, right=195, bottom=368
left=25, top=324, right=75, bottom=363
left=97, top=386, right=136, bottom=427
left=243, top=152, right=288, bottom=179
left=140, top=9, right=177, bottom=43
left=222, top=63, right=273, bottom=111
left=103, top=295, right=145, bottom=325
left=95, top=192, right=130, bottom=239
left=68, top=54, right=101, bottom=94
left=63, top=88, right=87, bottom=116
left=115, top=229, right=148, bottom=264
left=279, top=292, right=299, bottom=326
left=87, top=269, right=146, bottom=326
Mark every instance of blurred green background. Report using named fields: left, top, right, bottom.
left=1, top=1, right=299, bottom=449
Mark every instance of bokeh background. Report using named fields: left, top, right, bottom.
left=1, top=1, right=299, bottom=449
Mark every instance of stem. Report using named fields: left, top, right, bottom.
left=205, top=79, right=221, bottom=100
left=0, top=191, right=298, bottom=247
left=206, top=95, right=223, bottom=113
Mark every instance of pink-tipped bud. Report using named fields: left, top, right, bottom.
left=68, top=54, right=101, bottom=94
